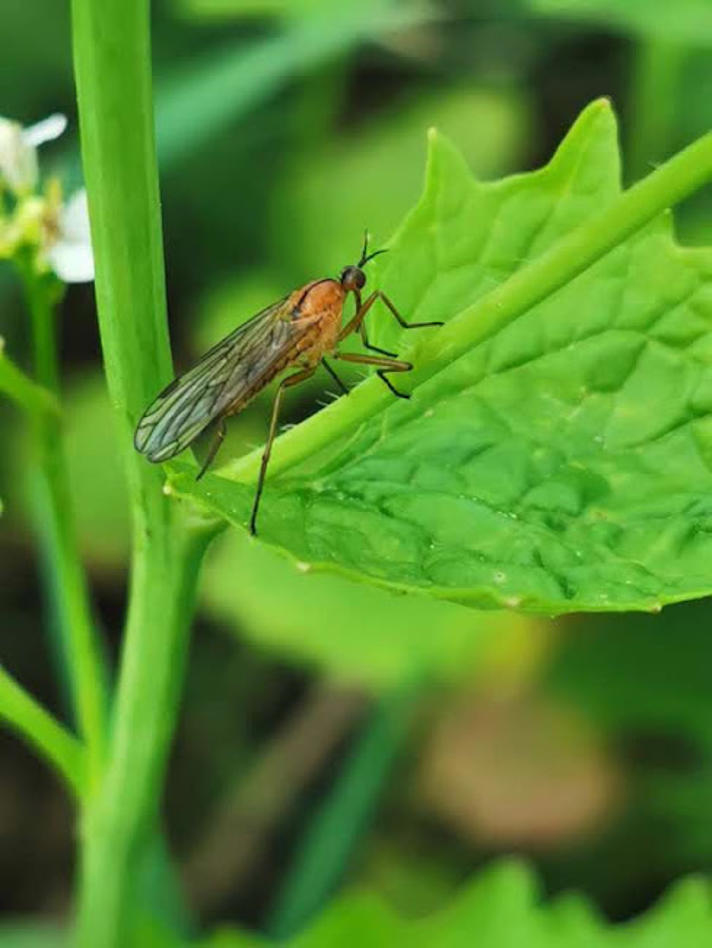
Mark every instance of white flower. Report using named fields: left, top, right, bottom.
left=46, top=188, right=94, bottom=283
left=0, top=114, right=94, bottom=284
left=0, top=113, right=67, bottom=194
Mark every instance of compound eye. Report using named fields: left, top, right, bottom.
left=340, top=266, right=367, bottom=290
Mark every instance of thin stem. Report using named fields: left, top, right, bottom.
left=70, top=0, right=216, bottom=943
left=225, top=118, right=712, bottom=486
left=0, top=664, right=85, bottom=799
left=0, top=339, right=59, bottom=417
left=18, top=263, right=106, bottom=791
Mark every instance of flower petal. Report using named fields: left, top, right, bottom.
left=0, top=117, right=37, bottom=192
left=61, top=189, right=92, bottom=242
left=48, top=190, right=94, bottom=283
left=47, top=239, right=95, bottom=283
left=22, top=113, right=68, bottom=148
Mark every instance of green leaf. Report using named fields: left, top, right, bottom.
left=621, top=877, right=712, bottom=946
left=7, top=865, right=712, bottom=948
left=168, top=100, right=712, bottom=614
left=201, top=860, right=712, bottom=947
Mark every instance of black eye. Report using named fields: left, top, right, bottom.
left=340, top=266, right=367, bottom=290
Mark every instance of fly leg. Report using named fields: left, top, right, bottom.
left=334, top=351, right=413, bottom=400
left=338, top=289, right=443, bottom=345
left=321, top=357, right=349, bottom=395
left=359, top=319, right=397, bottom=358
left=250, top=366, right=316, bottom=536
left=196, top=417, right=227, bottom=480
left=372, top=290, right=444, bottom=331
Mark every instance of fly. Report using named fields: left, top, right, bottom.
left=134, top=234, right=442, bottom=535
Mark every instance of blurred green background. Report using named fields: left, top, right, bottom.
left=1, top=0, right=711, bottom=939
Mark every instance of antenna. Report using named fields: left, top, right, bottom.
left=358, top=229, right=388, bottom=267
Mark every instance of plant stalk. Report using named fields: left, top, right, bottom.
left=71, top=0, right=215, bottom=943
left=0, top=341, right=59, bottom=416
left=0, top=663, right=85, bottom=798
left=78, top=526, right=211, bottom=945
left=18, top=264, right=106, bottom=791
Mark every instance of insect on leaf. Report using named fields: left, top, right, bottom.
left=168, top=100, right=712, bottom=615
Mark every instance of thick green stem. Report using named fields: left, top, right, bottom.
left=78, top=527, right=211, bottom=945
left=225, top=117, right=712, bottom=485
left=19, top=265, right=106, bottom=790
left=70, top=0, right=214, bottom=943
left=0, top=664, right=85, bottom=798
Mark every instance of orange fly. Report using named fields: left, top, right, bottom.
left=134, top=234, right=442, bottom=534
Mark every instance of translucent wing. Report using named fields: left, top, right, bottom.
left=134, top=297, right=301, bottom=463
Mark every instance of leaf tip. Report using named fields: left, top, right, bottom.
left=424, top=126, right=473, bottom=199
left=545, top=96, right=621, bottom=196
left=591, top=95, right=613, bottom=113
left=566, top=96, right=618, bottom=144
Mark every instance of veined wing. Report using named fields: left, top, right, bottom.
left=134, top=296, right=300, bottom=463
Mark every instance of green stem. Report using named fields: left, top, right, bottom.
left=70, top=0, right=216, bottom=943
left=225, top=117, right=712, bottom=486
left=0, top=664, right=85, bottom=799
left=78, top=528, right=211, bottom=946
left=18, top=264, right=106, bottom=791
left=0, top=339, right=59, bottom=416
